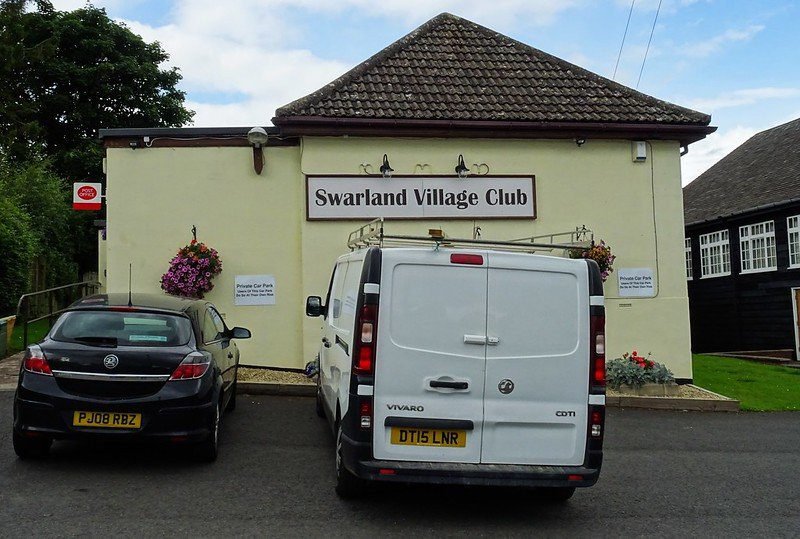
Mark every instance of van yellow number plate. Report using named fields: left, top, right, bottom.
left=390, top=427, right=466, bottom=448
left=73, top=411, right=141, bottom=429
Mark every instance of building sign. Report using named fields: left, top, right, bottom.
left=72, top=182, right=102, bottom=210
left=618, top=268, right=656, bottom=297
left=306, top=176, right=535, bottom=220
left=235, top=275, right=276, bottom=305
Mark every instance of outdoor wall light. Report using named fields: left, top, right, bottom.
left=575, top=137, right=587, bottom=147
left=247, top=126, right=269, bottom=175
left=128, top=140, right=139, bottom=150
left=379, top=154, right=394, bottom=178
left=455, top=154, right=470, bottom=178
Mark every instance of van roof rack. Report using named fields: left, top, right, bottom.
left=347, top=218, right=593, bottom=253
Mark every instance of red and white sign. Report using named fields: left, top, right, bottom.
left=73, top=182, right=102, bottom=210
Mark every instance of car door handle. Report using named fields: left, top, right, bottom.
left=464, top=334, right=487, bottom=345
left=322, top=337, right=331, bottom=348
left=429, top=380, right=469, bottom=390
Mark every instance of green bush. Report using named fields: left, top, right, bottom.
left=606, top=351, right=675, bottom=389
left=0, top=195, right=37, bottom=315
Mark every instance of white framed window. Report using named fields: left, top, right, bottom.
left=739, top=220, right=776, bottom=273
left=685, top=238, right=692, bottom=280
left=699, top=230, right=731, bottom=278
left=789, top=215, right=800, bottom=269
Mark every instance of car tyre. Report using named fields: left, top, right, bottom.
left=196, top=401, right=221, bottom=462
left=335, top=423, right=364, bottom=498
left=227, top=381, right=237, bottom=412
left=13, top=430, right=52, bottom=460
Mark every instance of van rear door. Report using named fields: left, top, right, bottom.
left=481, top=253, right=589, bottom=465
left=372, top=249, right=487, bottom=464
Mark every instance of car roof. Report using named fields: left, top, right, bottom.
left=69, top=293, right=203, bottom=313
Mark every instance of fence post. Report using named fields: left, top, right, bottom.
left=23, top=299, right=29, bottom=348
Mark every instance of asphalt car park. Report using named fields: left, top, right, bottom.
left=1, top=391, right=798, bottom=537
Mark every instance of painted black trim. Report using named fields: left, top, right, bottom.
left=584, top=259, right=604, bottom=296
left=384, top=417, right=474, bottom=430
left=98, top=127, right=280, bottom=138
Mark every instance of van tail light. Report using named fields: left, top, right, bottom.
left=359, top=398, right=373, bottom=430
left=353, top=303, right=378, bottom=375
left=169, top=351, right=211, bottom=380
left=590, top=314, right=605, bottom=389
left=450, top=253, right=483, bottom=265
left=23, top=345, right=52, bottom=376
left=589, top=406, right=605, bottom=439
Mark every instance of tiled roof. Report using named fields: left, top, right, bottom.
left=683, top=118, right=800, bottom=225
left=275, top=13, right=711, bottom=128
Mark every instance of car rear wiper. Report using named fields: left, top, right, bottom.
left=72, top=336, right=118, bottom=347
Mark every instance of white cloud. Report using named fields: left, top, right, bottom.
left=681, top=126, right=758, bottom=185
left=690, top=87, right=800, bottom=112
left=682, top=25, right=764, bottom=58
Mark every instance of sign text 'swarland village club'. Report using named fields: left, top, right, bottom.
left=307, top=177, right=536, bottom=220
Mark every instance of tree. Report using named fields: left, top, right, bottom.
left=0, top=0, right=194, bottom=272
left=0, top=195, right=37, bottom=316
left=0, top=156, right=77, bottom=289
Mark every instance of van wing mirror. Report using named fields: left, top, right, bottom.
left=306, top=296, right=323, bottom=317
left=230, top=327, right=251, bottom=339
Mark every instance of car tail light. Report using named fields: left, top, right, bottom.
left=590, top=314, right=605, bottom=388
left=359, top=398, right=373, bottom=430
left=353, top=303, right=378, bottom=375
left=23, top=345, right=52, bottom=376
left=169, top=351, right=211, bottom=380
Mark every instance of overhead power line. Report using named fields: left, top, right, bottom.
left=613, top=0, right=636, bottom=81
left=636, top=0, right=663, bottom=89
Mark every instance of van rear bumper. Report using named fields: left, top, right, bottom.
left=342, top=435, right=601, bottom=488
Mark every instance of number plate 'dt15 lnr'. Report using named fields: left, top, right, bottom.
left=390, top=427, right=467, bottom=447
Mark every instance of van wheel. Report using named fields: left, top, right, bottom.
left=13, top=430, right=52, bottom=459
left=542, top=487, right=576, bottom=502
left=335, top=424, right=363, bottom=498
left=315, top=386, right=325, bottom=418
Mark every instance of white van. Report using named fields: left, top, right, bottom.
left=306, top=226, right=606, bottom=500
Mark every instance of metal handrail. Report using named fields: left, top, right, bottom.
left=15, top=281, right=101, bottom=348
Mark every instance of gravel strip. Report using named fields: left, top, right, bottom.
left=238, top=367, right=315, bottom=385
left=608, top=384, right=729, bottom=400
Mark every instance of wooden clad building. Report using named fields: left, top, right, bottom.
left=684, top=118, right=800, bottom=359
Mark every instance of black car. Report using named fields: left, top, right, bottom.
left=12, top=293, right=250, bottom=461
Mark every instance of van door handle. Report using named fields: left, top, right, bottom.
left=429, top=380, right=469, bottom=390
left=322, top=337, right=331, bottom=348
left=463, top=335, right=487, bottom=345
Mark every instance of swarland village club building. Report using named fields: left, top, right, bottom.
left=98, top=13, right=714, bottom=380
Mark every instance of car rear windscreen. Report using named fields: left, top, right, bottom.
left=51, top=311, right=192, bottom=347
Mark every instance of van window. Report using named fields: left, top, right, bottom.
left=329, top=262, right=348, bottom=331
left=338, top=260, right=362, bottom=335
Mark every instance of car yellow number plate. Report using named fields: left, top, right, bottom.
left=390, top=427, right=467, bottom=447
left=72, top=411, right=141, bottom=429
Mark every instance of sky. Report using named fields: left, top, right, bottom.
left=50, top=0, right=800, bottom=185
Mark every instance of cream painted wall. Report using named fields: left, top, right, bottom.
left=104, top=135, right=693, bottom=378
left=298, top=137, right=692, bottom=379
left=106, top=145, right=305, bottom=369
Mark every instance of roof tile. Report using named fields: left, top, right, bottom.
left=275, top=13, right=710, bottom=126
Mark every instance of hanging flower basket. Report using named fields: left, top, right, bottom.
left=570, top=240, right=616, bottom=281
left=160, top=239, right=222, bottom=299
